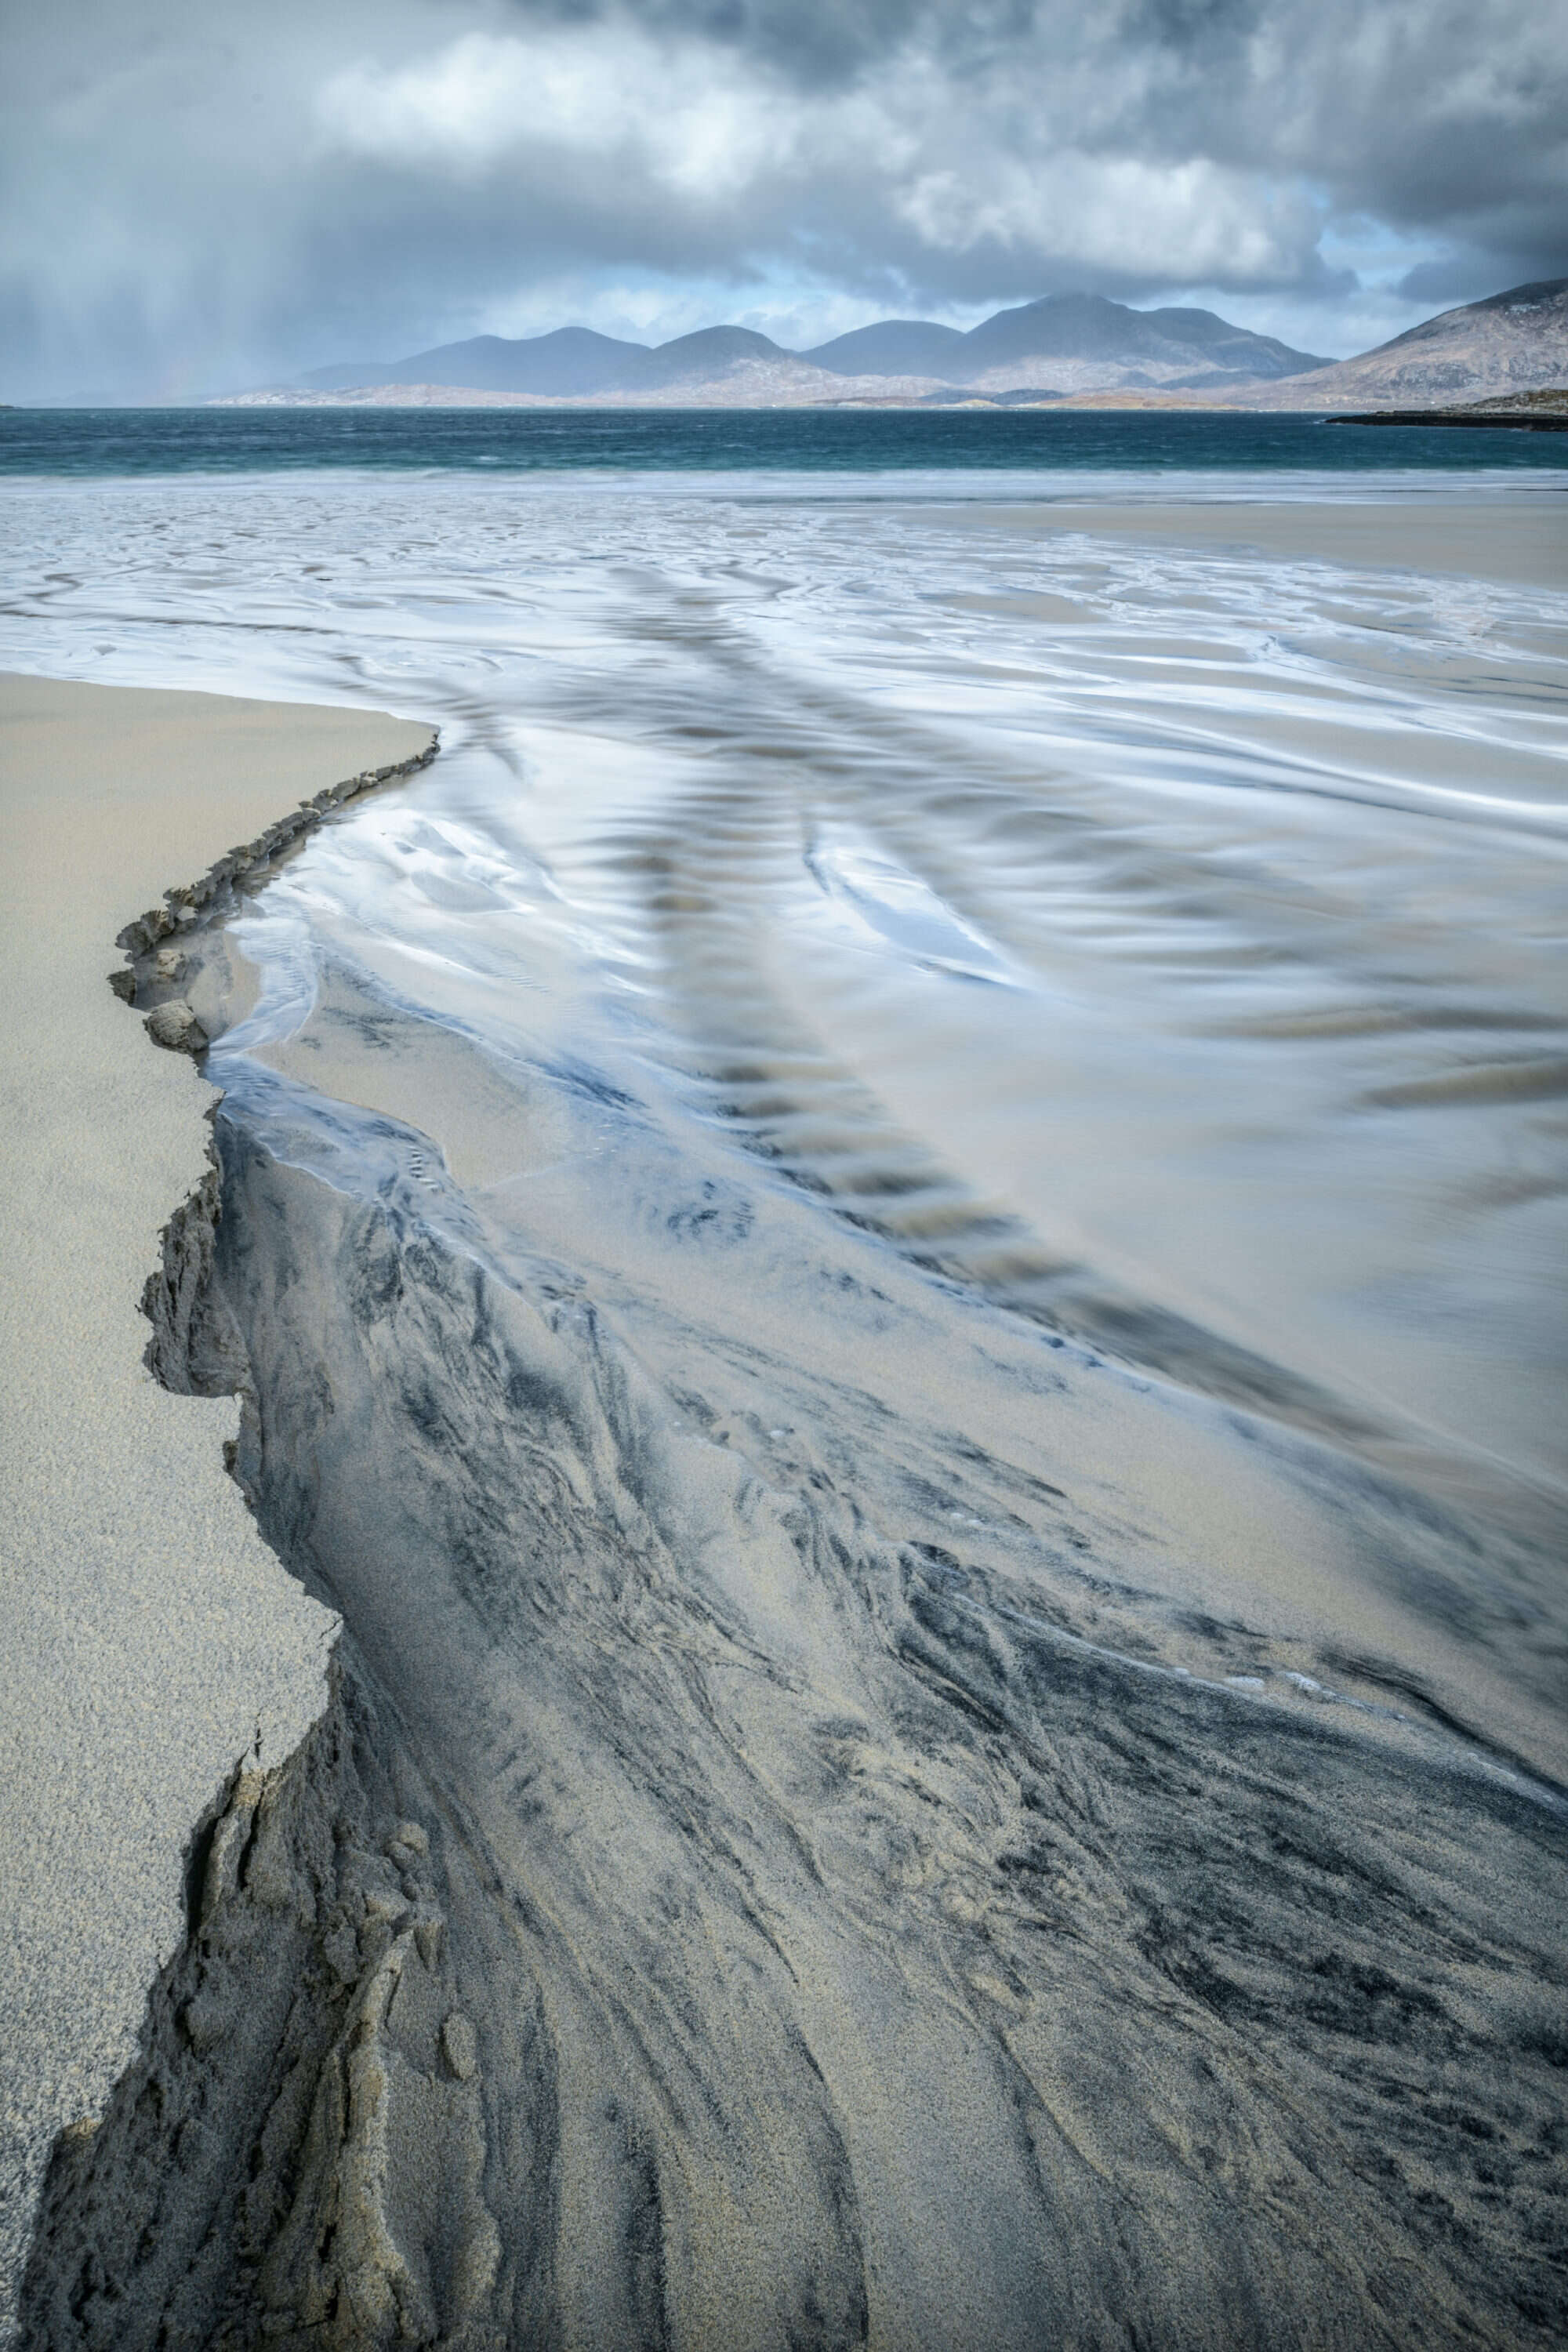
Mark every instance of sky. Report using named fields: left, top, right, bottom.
left=2, top=0, right=1565, bottom=400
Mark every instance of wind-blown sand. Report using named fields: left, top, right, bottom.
left=0, top=677, right=434, bottom=2340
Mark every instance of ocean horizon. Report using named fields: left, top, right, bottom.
left=6, top=402, right=1568, bottom=477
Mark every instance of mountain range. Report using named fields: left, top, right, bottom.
left=223, top=281, right=1568, bottom=410
left=285, top=294, right=1327, bottom=403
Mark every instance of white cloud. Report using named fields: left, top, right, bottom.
left=1, top=0, right=1562, bottom=397
left=895, top=155, right=1318, bottom=284
left=317, top=28, right=913, bottom=202
left=314, top=22, right=1323, bottom=289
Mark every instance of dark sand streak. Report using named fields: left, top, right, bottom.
left=24, top=1066, right=1568, bottom=2350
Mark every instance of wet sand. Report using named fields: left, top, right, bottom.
left=27, top=938, right=1567, bottom=2350
left=948, top=488, right=1568, bottom=589
left=0, top=677, right=434, bottom=2339
left=6, top=483, right=1568, bottom=2350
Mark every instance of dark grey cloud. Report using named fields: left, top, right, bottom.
left=1, top=0, right=1563, bottom=398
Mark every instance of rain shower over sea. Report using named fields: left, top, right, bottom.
left=6, top=406, right=1567, bottom=2348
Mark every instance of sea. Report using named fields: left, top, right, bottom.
left=5, top=403, right=1568, bottom=2340
left=4, top=402, right=1567, bottom=477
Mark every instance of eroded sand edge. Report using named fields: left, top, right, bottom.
left=0, top=677, right=436, bottom=2341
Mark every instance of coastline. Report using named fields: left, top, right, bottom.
left=0, top=676, right=435, bottom=2339
left=2, top=476, right=1564, bottom=2347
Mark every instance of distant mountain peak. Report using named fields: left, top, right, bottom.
left=1472, top=277, right=1568, bottom=314
left=1206, top=277, right=1568, bottom=410
left=1373, top=276, right=1568, bottom=354
left=269, top=285, right=1568, bottom=411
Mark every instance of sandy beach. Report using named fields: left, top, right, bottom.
left=5, top=0, right=1566, bottom=2306
left=2, top=468, right=1565, bottom=2349
left=0, top=677, right=434, bottom=2339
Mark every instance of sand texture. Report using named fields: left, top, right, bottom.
left=0, top=676, right=435, bottom=2341
left=7, top=485, right=1567, bottom=2349
left=21, top=1067, right=1568, bottom=2351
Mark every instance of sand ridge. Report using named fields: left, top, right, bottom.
left=0, top=676, right=435, bottom=2342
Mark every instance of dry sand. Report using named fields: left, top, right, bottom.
left=0, top=676, right=434, bottom=2339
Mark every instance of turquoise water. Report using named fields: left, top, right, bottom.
left=3, top=404, right=1566, bottom=475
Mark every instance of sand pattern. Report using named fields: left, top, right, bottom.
left=24, top=1056, right=1568, bottom=2347
left=6, top=474, right=1567, bottom=2347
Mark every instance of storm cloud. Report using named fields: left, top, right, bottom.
left=2, top=0, right=1564, bottom=397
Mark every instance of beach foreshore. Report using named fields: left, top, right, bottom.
left=2, top=483, right=1566, bottom=2347
left=0, top=677, right=435, bottom=2339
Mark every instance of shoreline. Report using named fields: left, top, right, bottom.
left=0, top=676, right=435, bottom=2340
left=4, top=483, right=1566, bottom=2346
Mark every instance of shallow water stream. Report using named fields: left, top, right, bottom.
left=9, top=468, right=1568, bottom=2348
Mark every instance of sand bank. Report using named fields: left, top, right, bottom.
left=0, top=677, right=434, bottom=2337
left=948, top=486, right=1568, bottom=588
